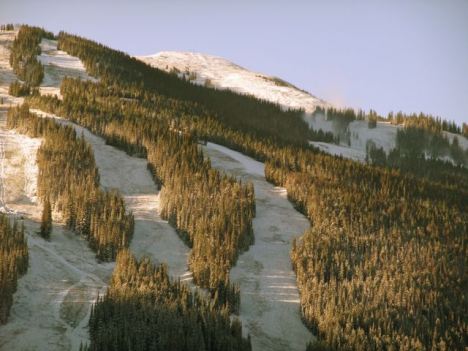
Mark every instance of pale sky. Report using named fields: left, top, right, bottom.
left=1, top=0, right=467, bottom=124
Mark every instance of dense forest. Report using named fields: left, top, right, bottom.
left=9, top=25, right=53, bottom=88
left=7, top=104, right=134, bottom=261
left=84, top=250, right=251, bottom=351
left=17, top=25, right=468, bottom=350
left=0, top=214, right=28, bottom=324
left=265, top=150, right=467, bottom=350
left=23, top=29, right=260, bottom=311
left=55, top=31, right=315, bottom=145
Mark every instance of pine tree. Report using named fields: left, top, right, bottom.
left=40, top=197, right=52, bottom=239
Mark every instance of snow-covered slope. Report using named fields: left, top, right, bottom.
left=38, top=39, right=96, bottom=97
left=138, top=51, right=328, bottom=112
left=32, top=109, right=192, bottom=281
left=306, top=113, right=468, bottom=163
left=203, top=142, right=313, bottom=351
left=305, top=113, right=401, bottom=162
left=139, top=51, right=467, bottom=164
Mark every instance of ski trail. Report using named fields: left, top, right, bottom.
left=31, top=109, right=191, bottom=280
left=0, top=134, right=6, bottom=212
left=0, top=31, right=110, bottom=351
left=0, top=109, right=112, bottom=351
left=203, top=142, right=314, bottom=351
left=0, top=217, right=112, bottom=351
left=27, top=233, right=109, bottom=351
left=28, top=234, right=104, bottom=283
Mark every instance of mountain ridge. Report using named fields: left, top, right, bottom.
left=137, top=51, right=329, bottom=113
left=138, top=51, right=468, bottom=165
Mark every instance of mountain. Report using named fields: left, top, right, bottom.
left=138, top=51, right=468, bottom=164
left=138, top=51, right=329, bottom=113
left=1, top=25, right=467, bottom=351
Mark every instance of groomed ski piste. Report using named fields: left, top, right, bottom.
left=37, top=38, right=97, bottom=98
left=203, top=143, right=313, bottom=351
left=0, top=105, right=111, bottom=351
left=31, top=108, right=192, bottom=281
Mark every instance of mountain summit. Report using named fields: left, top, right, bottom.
left=138, top=51, right=328, bottom=113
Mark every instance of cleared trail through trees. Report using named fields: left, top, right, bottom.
left=0, top=34, right=114, bottom=350
left=0, top=109, right=111, bottom=351
left=203, top=142, right=314, bottom=351
left=0, top=129, right=6, bottom=211
left=33, top=39, right=191, bottom=280
left=32, top=110, right=192, bottom=280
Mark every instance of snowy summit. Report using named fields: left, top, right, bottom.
left=138, top=51, right=329, bottom=113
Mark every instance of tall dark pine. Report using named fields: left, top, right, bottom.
left=40, top=198, right=52, bottom=239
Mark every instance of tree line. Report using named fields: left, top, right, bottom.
left=366, top=126, right=468, bottom=187
left=0, top=23, right=15, bottom=31
left=314, top=106, right=467, bottom=138
left=0, top=214, right=28, bottom=324
left=386, top=111, right=467, bottom=137
left=313, top=106, right=468, bottom=182
left=7, top=104, right=134, bottom=261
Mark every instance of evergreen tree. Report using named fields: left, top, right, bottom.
left=0, top=214, right=28, bottom=324
left=88, top=250, right=252, bottom=351
left=8, top=80, right=30, bottom=97
left=39, top=197, right=52, bottom=239
left=9, top=26, right=53, bottom=87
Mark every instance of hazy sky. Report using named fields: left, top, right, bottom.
left=2, top=0, right=467, bottom=124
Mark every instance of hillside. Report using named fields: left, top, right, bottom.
left=138, top=51, right=328, bottom=113
left=139, top=51, right=468, bottom=164
left=0, top=24, right=466, bottom=351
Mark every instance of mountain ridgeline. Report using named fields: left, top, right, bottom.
left=9, top=25, right=468, bottom=350
left=56, top=31, right=311, bottom=146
